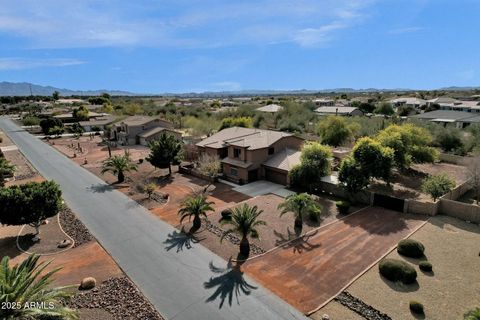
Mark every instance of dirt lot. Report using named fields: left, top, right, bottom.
left=369, top=162, right=468, bottom=201
left=336, top=215, right=480, bottom=320
left=240, top=207, right=427, bottom=314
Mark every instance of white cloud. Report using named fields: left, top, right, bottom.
left=0, top=58, right=85, bottom=70
left=0, top=0, right=377, bottom=49
left=388, top=27, right=424, bottom=35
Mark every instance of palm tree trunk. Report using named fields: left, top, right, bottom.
left=191, top=215, right=201, bottom=233
left=168, top=164, right=172, bottom=176
left=239, top=236, right=250, bottom=257
left=118, top=170, right=125, bottom=183
left=294, top=216, right=303, bottom=229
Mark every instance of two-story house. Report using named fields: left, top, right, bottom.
left=196, top=127, right=304, bottom=185
left=110, top=116, right=180, bottom=146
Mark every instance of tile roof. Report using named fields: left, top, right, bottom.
left=137, top=127, right=179, bottom=138
left=255, top=104, right=283, bottom=113
left=196, top=127, right=295, bottom=150
left=263, top=148, right=301, bottom=172
left=314, top=106, right=361, bottom=115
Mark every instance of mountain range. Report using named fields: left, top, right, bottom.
left=0, top=81, right=478, bottom=97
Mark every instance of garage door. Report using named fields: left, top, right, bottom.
left=265, top=168, right=287, bottom=185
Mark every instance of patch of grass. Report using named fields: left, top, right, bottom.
left=379, top=258, right=417, bottom=284
left=397, top=239, right=425, bottom=258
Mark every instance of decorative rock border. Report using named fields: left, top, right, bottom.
left=334, top=291, right=391, bottom=320
left=59, top=207, right=93, bottom=247
left=67, top=277, right=163, bottom=320
left=204, top=220, right=266, bottom=255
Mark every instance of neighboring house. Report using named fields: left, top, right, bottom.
left=313, top=98, right=335, bottom=107
left=53, top=111, right=106, bottom=123
left=389, top=97, right=426, bottom=109
left=426, top=97, right=459, bottom=106
left=315, top=106, right=363, bottom=116
left=255, top=104, right=283, bottom=113
left=77, top=116, right=116, bottom=132
left=410, top=110, right=480, bottom=128
left=196, top=127, right=304, bottom=185
left=110, top=116, right=180, bottom=146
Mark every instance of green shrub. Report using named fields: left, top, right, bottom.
left=464, top=308, right=480, bottom=320
left=409, top=301, right=424, bottom=314
left=419, top=261, right=432, bottom=272
left=336, top=200, right=350, bottom=214
left=397, top=239, right=425, bottom=258
left=379, top=258, right=417, bottom=284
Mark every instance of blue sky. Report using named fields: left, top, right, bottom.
left=0, top=0, right=479, bottom=93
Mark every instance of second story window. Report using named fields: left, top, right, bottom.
left=233, top=148, right=241, bottom=158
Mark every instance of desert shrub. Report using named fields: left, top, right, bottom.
left=419, top=261, right=432, bottom=272
left=421, top=173, right=455, bottom=201
left=336, top=200, right=350, bottom=214
left=409, top=301, right=424, bottom=314
left=464, top=308, right=480, bottom=320
left=221, top=209, right=232, bottom=219
left=397, top=239, right=425, bottom=258
left=379, top=258, right=417, bottom=284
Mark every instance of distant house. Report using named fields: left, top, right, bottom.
left=426, top=97, right=459, bottom=106
left=77, top=116, right=115, bottom=132
left=315, top=106, right=363, bottom=116
left=389, top=97, right=426, bottom=109
left=110, top=116, right=180, bottom=146
left=255, top=104, right=283, bottom=113
left=410, top=110, right=480, bottom=128
left=196, top=127, right=304, bottom=185
left=313, top=98, right=335, bottom=107
left=53, top=111, right=106, bottom=123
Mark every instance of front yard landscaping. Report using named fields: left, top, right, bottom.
left=320, top=215, right=480, bottom=320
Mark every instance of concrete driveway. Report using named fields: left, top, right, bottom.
left=242, top=207, right=427, bottom=314
left=231, top=180, right=295, bottom=198
left=0, top=117, right=307, bottom=320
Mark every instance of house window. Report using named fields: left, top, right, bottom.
left=268, top=147, right=275, bottom=155
left=233, top=148, right=241, bottom=158
left=230, top=167, right=238, bottom=176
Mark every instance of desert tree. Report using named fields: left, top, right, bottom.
left=0, top=181, right=62, bottom=241
left=146, top=133, right=183, bottom=176
left=0, top=157, right=15, bottom=187
left=196, top=153, right=221, bottom=193
left=421, top=173, right=455, bottom=202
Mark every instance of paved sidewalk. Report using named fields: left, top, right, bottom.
left=0, top=117, right=307, bottom=320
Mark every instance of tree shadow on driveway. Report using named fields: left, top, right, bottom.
left=163, top=228, right=204, bottom=252
left=86, top=183, right=114, bottom=193
left=274, top=228, right=321, bottom=254
left=204, top=259, right=257, bottom=308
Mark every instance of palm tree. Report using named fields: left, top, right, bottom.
left=0, top=157, right=15, bottom=187
left=278, top=193, right=321, bottom=232
left=178, top=194, right=215, bottom=233
left=101, top=154, right=137, bottom=183
left=0, top=255, right=78, bottom=320
left=220, top=204, right=266, bottom=257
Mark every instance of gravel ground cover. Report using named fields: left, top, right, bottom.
left=369, top=162, right=468, bottom=201
left=68, top=277, right=163, bottom=320
left=60, top=206, right=94, bottom=247
left=345, top=215, right=480, bottom=320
